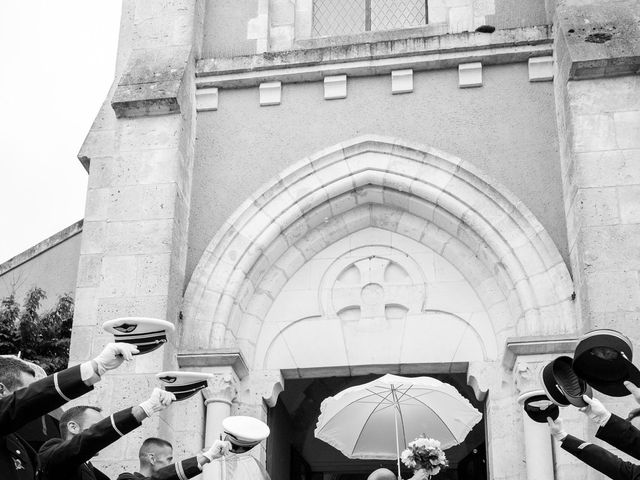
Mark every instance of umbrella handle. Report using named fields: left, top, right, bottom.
left=394, top=407, right=402, bottom=480
left=219, top=434, right=226, bottom=480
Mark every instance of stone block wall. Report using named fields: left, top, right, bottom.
left=561, top=75, right=640, bottom=334
left=554, top=1, right=640, bottom=342
left=68, top=0, right=202, bottom=476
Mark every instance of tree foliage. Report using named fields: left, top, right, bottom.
left=0, top=287, right=73, bottom=374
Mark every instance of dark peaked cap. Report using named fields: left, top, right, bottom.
left=541, top=356, right=592, bottom=407
left=573, top=329, right=640, bottom=397
left=156, top=371, right=212, bottom=401
left=523, top=392, right=559, bottom=423
left=103, top=317, right=175, bottom=355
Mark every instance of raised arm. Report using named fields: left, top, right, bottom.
left=39, top=388, right=175, bottom=475
left=0, top=343, right=138, bottom=434
left=124, top=440, right=232, bottom=480
left=0, top=364, right=92, bottom=434
left=39, top=407, right=142, bottom=472
left=561, top=434, right=640, bottom=480
left=597, top=414, right=640, bottom=461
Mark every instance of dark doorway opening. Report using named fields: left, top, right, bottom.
left=266, top=373, right=487, bottom=480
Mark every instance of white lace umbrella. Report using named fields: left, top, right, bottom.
left=314, top=374, right=482, bottom=477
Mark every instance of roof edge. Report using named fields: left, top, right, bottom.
left=0, top=220, right=84, bottom=276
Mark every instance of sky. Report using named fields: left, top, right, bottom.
left=0, top=1, right=122, bottom=263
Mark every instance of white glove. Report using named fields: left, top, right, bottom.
left=202, top=440, right=232, bottom=462
left=625, top=381, right=640, bottom=405
left=547, top=417, right=568, bottom=441
left=409, top=469, right=429, bottom=480
left=139, top=388, right=176, bottom=418
left=580, top=395, right=611, bottom=427
left=93, top=343, right=139, bottom=376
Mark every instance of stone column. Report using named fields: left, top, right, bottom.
left=517, top=389, right=555, bottom=480
left=505, top=336, right=590, bottom=480
left=68, top=0, right=203, bottom=475
left=202, top=370, right=239, bottom=480
left=203, top=371, right=239, bottom=445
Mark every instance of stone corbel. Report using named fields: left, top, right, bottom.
left=258, top=370, right=284, bottom=407
left=467, top=361, right=496, bottom=401
left=237, top=370, right=285, bottom=408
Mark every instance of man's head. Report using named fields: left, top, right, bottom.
left=139, top=438, right=174, bottom=474
left=367, top=468, right=396, bottom=480
left=0, top=356, right=36, bottom=397
left=59, top=406, right=103, bottom=440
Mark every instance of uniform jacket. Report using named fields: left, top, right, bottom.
left=561, top=434, right=640, bottom=480
left=597, top=414, right=640, bottom=461
left=17, top=414, right=61, bottom=453
left=39, top=407, right=142, bottom=480
left=0, top=365, right=93, bottom=480
left=116, top=457, right=202, bottom=480
left=561, top=415, right=640, bottom=480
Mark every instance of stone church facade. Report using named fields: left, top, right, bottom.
left=1, top=0, right=639, bottom=479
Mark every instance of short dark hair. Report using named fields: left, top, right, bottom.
left=139, top=437, right=173, bottom=465
left=59, top=406, right=102, bottom=439
left=0, top=356, right=35, bottom=391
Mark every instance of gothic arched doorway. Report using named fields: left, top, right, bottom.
left=182, top=135, right=574, bottom=479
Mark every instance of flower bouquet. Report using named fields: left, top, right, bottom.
left=400, top=436, right=448, bottom=479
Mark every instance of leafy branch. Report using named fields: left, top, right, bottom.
left=0, top=287, right=73, bottom=374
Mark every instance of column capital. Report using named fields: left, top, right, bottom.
left=503, top=335, right=578, bottom=395
left=202, top=370, right=239, bottom=406
left=513, top=360, right=546, bottom=396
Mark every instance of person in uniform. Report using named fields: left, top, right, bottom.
left=38, top=388, right=175, bottom=480
left=0, top=343, right=138, bottom=480
left=548, top=382, right=640, bottom=480
left=116, top=437, right=232, bottom=480
left=14, top=359, right=62, bottom=453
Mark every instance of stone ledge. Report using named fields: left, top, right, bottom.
left=295, top=23, right=451, bottom=50
left=196, top=26, right=552, bottom=89
left=178, top=349, right=249, bottom=379
left=280, top=362, right=469, bottom=379
left=0, top=220, right=83, bottom=276
left=556, top=3, right=640, bottom=81
left=112, top=46, right=191, bottom=118
left=503, top=334, right=578, bottom=370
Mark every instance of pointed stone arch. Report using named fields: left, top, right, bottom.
left=182, top=135, right=575, bottom=365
